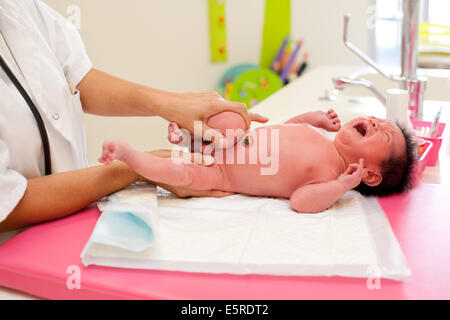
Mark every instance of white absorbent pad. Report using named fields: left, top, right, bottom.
left=81, top=184, right=411, bottom=281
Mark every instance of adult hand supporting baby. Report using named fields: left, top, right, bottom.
left=137, top=150, right=234, bottom=198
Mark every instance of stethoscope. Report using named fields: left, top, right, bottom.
left=0, top=53, right=52, bottom=175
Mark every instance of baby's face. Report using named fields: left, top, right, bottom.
left=335, top=116, right=406, bottom=168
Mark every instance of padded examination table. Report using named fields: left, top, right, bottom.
left=0, top=183, right=449, bottom=299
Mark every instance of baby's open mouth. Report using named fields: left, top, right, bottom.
left=354, top=122, right=367, bottom=137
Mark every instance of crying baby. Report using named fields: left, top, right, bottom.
left=99, top=109, right=417, bottom=213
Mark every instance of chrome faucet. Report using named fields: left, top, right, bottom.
left=333, top=0, right=427, bottom=119
left=333, top=77, right=387, bottom=106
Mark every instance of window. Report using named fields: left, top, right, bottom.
left=374, top=0, right=450, bottom=67
left=426, top=0, right=450, bottom=25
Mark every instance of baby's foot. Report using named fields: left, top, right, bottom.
left=99, top=140, right=129, bottom=165
left=168, top=122, right=185, bottom=144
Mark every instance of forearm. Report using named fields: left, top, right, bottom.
left=0, top=162, right=138, bottom=232
left=290, top=180, right=348, bottom=213
left=77, top=68, right=177, bottom=117
left=77, top=69, right=259, bottom=136
left=284, top=112, right=317, bottom=125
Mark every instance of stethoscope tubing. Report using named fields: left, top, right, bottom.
left=0, top=53, right=52, bottom=175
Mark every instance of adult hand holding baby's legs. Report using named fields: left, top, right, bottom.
left=161, top=92, right=268, bottom=149
left=167, top=111, right=268, bottom=151
left=167, top=110, right=268, bottom=158
left=146, top=149, right=214, bottom=167
left=141, top=150, right=234, bottom=198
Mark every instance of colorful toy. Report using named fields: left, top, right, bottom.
left=280, top=40, right=303, bottom=83
left=271, top=35, right=290, bottom=72
left=216, top=36, right=307, bottom=108
left=228, top=68, right=283, bottom=109
left=297, top=52, right=309, bottom=77
left=216, top=38, right=306, bottom=108
left=217, top=64, right=259, bottom=99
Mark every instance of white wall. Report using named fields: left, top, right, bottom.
left=42, top=0, right=371, bottom=164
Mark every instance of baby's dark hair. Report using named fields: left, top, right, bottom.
left=354, top=123, right=418, bottom=197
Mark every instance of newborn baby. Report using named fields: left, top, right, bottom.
left=99, top=110, right=416, bottom=213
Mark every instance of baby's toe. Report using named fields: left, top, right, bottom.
left=168, top=122, right=180, bottom=132
left=107, top=141, right=116, bottom=152
left=168, top=123, right=175, bottom=134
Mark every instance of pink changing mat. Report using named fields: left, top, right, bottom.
left=0, top=183, right=449, bottom=299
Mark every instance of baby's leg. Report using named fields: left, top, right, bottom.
left=99, top=140, right=224, bottom=190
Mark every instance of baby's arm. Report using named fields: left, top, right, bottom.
left=285, top=109, right=341, bottom=132
left=290, top=159, right=364, bottom=213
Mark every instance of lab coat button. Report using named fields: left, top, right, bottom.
left=53, top=113, right=60, bottom=120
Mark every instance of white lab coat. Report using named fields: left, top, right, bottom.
left=0, top=0, right=92, bottom=223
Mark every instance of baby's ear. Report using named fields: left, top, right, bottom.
left=362, top=168, right=382, bottom=187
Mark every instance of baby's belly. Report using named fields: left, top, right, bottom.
left=214, top=128, right=309, bottom=198
left=218, top=163, right=299, bottom=198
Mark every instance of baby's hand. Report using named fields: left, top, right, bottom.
left=337, top=159, right=364, bottom=191
left=315, top=109, right=341, bottom=132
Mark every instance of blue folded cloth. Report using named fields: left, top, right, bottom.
left=90, top=210, right=155, bottom=252
left=81, top=184, right=159, bottom=257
